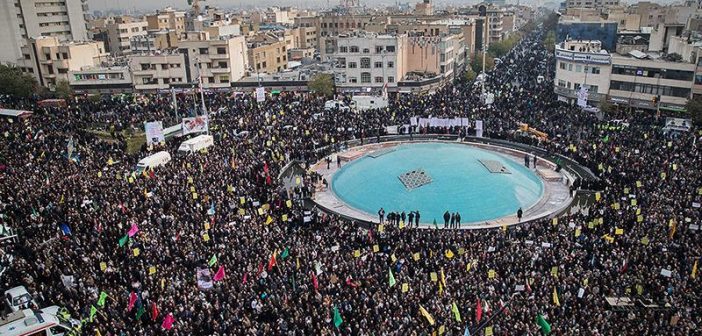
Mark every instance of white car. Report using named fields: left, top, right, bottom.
left=4, top=286, right=36, bottom=312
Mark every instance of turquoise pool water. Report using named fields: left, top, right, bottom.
left=331, top=142, right=544, bottom=225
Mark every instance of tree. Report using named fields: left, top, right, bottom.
left=465, top=67, right=477, bottom=81
left=54, top=79, right=73, bottom=99
left=0, top=64, right=38, bottom=98
left=544, top=31, right=556, bottom=53
left=470, top=53, right=495, bottom=74
left=685, top=96, right=702, bottom=125
left=308, top=73, right=334, bottom=98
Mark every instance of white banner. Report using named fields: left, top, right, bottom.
left=256, top=87, right=265, bottom=103
left=476, top=120, right=484, bottom=138
left=144, top=121, right=165, bottom=145
left=416, top=117, right=470, bottom=128
left=577, top=86, right=589, bottom=108
left=196, top=267, right=213, bottom=290
left=182, top=116, right=209, bottom=135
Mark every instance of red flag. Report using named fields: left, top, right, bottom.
left=266, top=174, right=272, bottom=185
left=525, top=278, right=532, bottom=293
left=620, top=259, right=628, bottom=273
left=475, top=298, right=483, bottom=322
left=257, top=262, right=264, bottom=276
left=311, top=272, right=319, bottom=291
left=498, top=299, right=509, bottom=315
left=150, top=302, right=159, bottom=320
left=161, top=313, right=175, bottom=330
left=242, top=273, right=248, bottom=284
left=268, top=252, right=277, bottom=271
left=127, top=292, right=137, bottom=312
left=148, top=170, right=155, bottom=179
left=263, top=162, right=269, bottom=174
left=214, top=266, right=225, bottom=282
left=345, top=276, right=359, bottom=288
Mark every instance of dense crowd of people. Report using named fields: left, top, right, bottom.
left=0, top=16, right=700, bottom=335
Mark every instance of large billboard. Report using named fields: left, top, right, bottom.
left=144, top=121, right=165, bottom=145
left=182, top=116, right=209, bottom=135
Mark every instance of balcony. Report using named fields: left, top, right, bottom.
left=210, top=53, right=229, bottom=60
left=211, top=67, right=230, bottom=74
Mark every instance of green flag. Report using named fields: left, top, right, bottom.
left=135, top=305, right=145, bottom=320
left=451, top=302, right=461, bottom=322
left=388, top=268, right=396, bottom=287
left=602, top=135, right=609, bottom=143
left=118, top=235, right=129, bottom=247
left=536, top=314, right=552, bottom=335
left=280, top=247, right=290, bottom=260
left=333, top=305, right=343, bottom=328
left=97, top=291, right=108, bottom=307
left=208, top=254, right=218, bottom=267
left=89, top=305, right=97, bottom=322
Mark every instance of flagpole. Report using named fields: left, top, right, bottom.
left=471, top=293, right=520, bottom=335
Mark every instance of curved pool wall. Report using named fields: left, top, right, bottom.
left=330, top=142, right=544, bottom=225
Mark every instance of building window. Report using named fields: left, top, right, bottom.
left=349, top=77, right=357, bottom=83
left=217, top=47, right=226, bottom=54
left=348, top=62, right=357, bottom=69
left=558, top=79, right=566, bottom=87
left=386, top=45, right=395, bottom=52
left=375, top=76, right=383, bottom=83
left=161, top=64, right=168, bottom=70
left=575, top=65, right=582, bottom=72
left=375, top=46, right=383, bottom=53
left=388, top=76, right=394, bottom=83
left=387, top=61, right=394, bottom=68
left=339, top=46, right=348, bottom=53
left=362, top=48, right=370, bottom=54
left=591, top=67, right=600, bottom=74
left=360, top=57, right=370, bottom=68
left=374, top=61, right=383, bottom=68
left=559, top=62, right=566, bottom=70
left=199, top=48, right=209, bottom=54
left=361, top=72, right=371, bottom=83
left=349, top=46, right=359, bottom=53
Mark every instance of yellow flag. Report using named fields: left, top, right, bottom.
left=296, top=257, right=300, bottom=270
left=413, top=253, right=420, bottom=261
left=133, top=248, right=140, bottom=257
left=286, top=200, right=292, bottom=208
left=485, top=326, right=494, bottom=336
left=440, top=268, right=446, bottom=286
left=553, top=287, right=560, bottom=306
left=265, top=215, right=273, bottom=225
left=438, top=281, right=443, bottom=296
left=149, top=266, right=156, bottom=275
left=670, top=219, right=677, bottom=239
left=488, top=269, right=496, bottom=279
left=444, top=250, right=454, bottom=259
left=430, top=272, right=438, bottom=282
left=419, top=305, right=435, bottom=325
left=402, top=283, right=409, bottom=293
left=373, top=245, right=379, bottom=253
left=615, top=228, right=624, bottom=235
left=203, top=233, right=210, bottom=242
left=692, top=259, right=698, bottom=279
left=353, top=250, right=361, bottom=258
left=99, top=262, right=107, bottom=272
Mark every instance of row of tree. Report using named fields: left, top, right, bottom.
left=0, top=64, right=72, bottom=99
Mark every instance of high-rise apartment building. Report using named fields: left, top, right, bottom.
left=0, top=0, right=89, bottom=64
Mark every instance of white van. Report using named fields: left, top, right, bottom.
left=4, top=286, right=36, bottom=312
left=135, top=151, right=171, bottom=173
left=351, top=96, right=388, bottom=112
left=324, top=100, right=350, bottom=112
left=178, top=134, right=214, bottom=153
left=0, top=307, right=76, bottom=336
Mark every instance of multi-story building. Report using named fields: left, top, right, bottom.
left=17, top=36, right=105, bottom=88
left=564, top=0, right=620, bottom=11
left=460, top=4, right=508, bottom=44
left=128, top=51, right=186, bottom=91
left=246, top=32, right=288, bottom=74
left=554, top=39, right=696, bottom=112
left=179, top=32, right=249, bottom=88
left=0, top=0, right=90, bottom=64
left=68, top=65, right=132, bottom=93
left=325, top=32, right=406, bottom=94
left=414, top=0, right=433, bottom=16
left=146, top=8, right=186, bottom=35
left=291, top=26, right=318, bottom=49
left=557, top=18, right=619, bottom=51
left=130, top=30, right=179, bottom=54
left=106, top=16, right=147, bottom=55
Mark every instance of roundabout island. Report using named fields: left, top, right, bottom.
left=312, top=139, right=575, bottom=229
